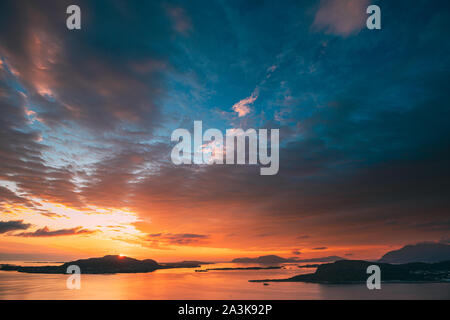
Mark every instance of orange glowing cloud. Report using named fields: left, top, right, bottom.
left=232, top=92, right=258, bottom=117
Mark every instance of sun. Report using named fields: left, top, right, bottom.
left=119, top=253, right=125, bottom=258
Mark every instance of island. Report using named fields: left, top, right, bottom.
left=195, top=266, right=282, bottom=272
left=250, top=260, right=450, bottom=284
left=0, top=255, right=209, bottom=274
left=231, top=255, right=344, bottom=264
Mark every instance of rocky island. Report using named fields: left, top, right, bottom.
left=0, top=255, right=208, bottom=274
left=250, top=260, right=450, bottom=284
left=231, top=255, right=344, bottom=264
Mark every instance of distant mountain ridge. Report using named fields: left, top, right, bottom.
left=232, top=255, right=293, bottom=263
left=379, top=243, right=450, bottom=264
left=231, top=255, right=345, bottom=264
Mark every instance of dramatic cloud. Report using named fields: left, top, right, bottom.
left=0, top=0, right=174, bottom=210
left=14, top=226, right=95, bottom=237
left=0, top=1, right=172, bottom=133
left=313, top=0, right=370, bottom=36
left=0, top=0, right=449, bottom=260
left=0, top=220, right=31, bottom=234
left=0, top=187, right=35, bottom=208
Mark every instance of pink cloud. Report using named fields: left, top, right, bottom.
left=313, top=0, right=370, bottom=37
left=232, top=92, right=258, bottom=117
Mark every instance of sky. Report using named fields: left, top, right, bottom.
left=0, top=0, right=449, bottom=262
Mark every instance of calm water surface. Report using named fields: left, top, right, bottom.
left=1, top=261, right=449, bottom=299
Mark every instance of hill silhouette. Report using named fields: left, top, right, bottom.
left=379, top=243, right=450, bottom=264
left=0, top=255, right=204, bottom=274
left=232, top=255, right=293, bottom=263
left=251, top=260, right=450, bottom=284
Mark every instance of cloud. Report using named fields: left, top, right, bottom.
left=1, top=0, right=450, bottom=255
left=232, top=91, right=258, bottom=117
left=0, top=220, right=31, bottom=234
left=0, top=186, right=35, bottom=208
left=14, top=226, right=95, bottom=237
left=291, top=250, right=302, bottom=255
left=0, top=1, right=170, bottom=133
left=267, top=65, right=277, bottom=73
left=0, top=0, right=174, bottom=211
left=165, top=4, right=192, bottom=35
left=312, top=0, right=370, bottom=36
left=312, top=247, right=328, bottom=250
left=146, top=232, right=210, bottom=246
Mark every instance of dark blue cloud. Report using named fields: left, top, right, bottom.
left=0, top=220, right=31, bottom=234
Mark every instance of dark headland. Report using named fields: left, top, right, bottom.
left=0, top=255, right=210, bottom=274
left=250, top=260, right=450, bottom=284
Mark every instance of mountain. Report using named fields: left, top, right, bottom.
left=231, top=255, right=345, bottom=264
left=0, top=255, right=203, bottom=274
left=251, top=260, right=450, bottom=284
left=232, top=255, right=296, bottom=263
left=379, top=243, right=450, bottom=264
